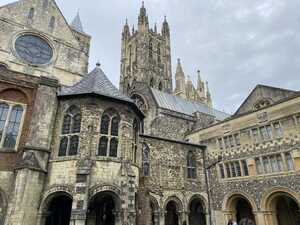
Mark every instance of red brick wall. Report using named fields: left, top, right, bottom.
left=0, top=68, right=38, bottom=171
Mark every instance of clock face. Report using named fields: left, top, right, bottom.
left=15, top=35, right=53, bottom=65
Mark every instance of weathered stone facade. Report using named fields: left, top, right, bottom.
left=0, top=1, right=299, bottom=225
left=187, top=86, right=300, bottom=225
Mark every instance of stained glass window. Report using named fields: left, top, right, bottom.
left=187, top=151, right=196, bottom=179
left=72, top=114, right=81, bottom=133
left=3, top=106, right=23, bottom=149
left=111, top=117, right=119, bottom=136
left=69, top=136, right=79, bottom=156
left=0, top=103, right=9, bottom=141
left=62, top=115, right=71, bottom=134
left=142, top=144, right=150, bottom=176
left=59, top=106, right=81, bottom=157
left=100, top=115, right=110, bottom=134
left=58, top=137, right=68, bottom=156
left=15, top=35, right=53, bottom=65
left=109, top=138, right=118, bottom=157
left=98, top=136, right=108, bottom=156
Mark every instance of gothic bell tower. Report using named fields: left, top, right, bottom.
left=120, top=2, right=173, bottom=95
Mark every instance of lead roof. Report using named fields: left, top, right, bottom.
left=151, top=88, right=230, bottom=121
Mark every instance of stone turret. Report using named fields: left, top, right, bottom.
left=206, top=81, right=213, bottom=107
left=120, top=2, right=173, bottom=94
left=122, top=19, right=131, bottom=40
left=174, top=58, right=186, bottom=98
left=197, top=70, right=206, bottom=99
left=138, top=1, right=149, bottom=31
left=162, top=16, right=170, bottom=38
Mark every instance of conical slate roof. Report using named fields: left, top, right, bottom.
left=58, top=65, right=133, bottom=104
left=70, top=12, right=84, bottom=33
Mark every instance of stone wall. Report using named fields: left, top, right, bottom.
left=0, top=0, right=90, bottom=86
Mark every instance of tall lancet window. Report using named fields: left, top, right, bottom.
left=149, top=39, right=153, bottom=59
left=142, top=143, right=150, bottom=176
left=98, top=108, right=120, bottom=157
left=187, top=151, right=197, bottom=179
left=157, top=43, right=161, bottom=63
left=59, top=106, right=81, bottom=156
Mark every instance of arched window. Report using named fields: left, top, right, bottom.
left=111, top=117, right=120, bottom=136
left=187, top=151, right=197, bottom=179
left=0, top=102, right=25, bottom=150
left=58, top=106, right=81, bottom=157
left=157, top=43, right=161, bottom=63
left=28, top=8, right=35, bottom=20
left=132, top=119, right=139, bottom=163
left=98, top=136, right=108, bottom=156
left=3, top=105, right=24, bottom=149
left=109, top=138, right=118, bottom=157
left=100, top=115, right=109, bottom=134
left=49, top=16, right=55, bottom=30
left=149, top=39, right=153, bottom=59
left=158, top=82, right=163, bottom=91
left=97, top=109, right=120, bottom=157
left=142, top=143, right=150, bottom=176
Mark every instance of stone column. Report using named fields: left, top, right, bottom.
left=159, top=211, right=165, bottom=225
left=69, top=158, right=93, bottom=225
left=253, top=211, right=268, bottom=225
left=4, top=77, right=58, bottom=225
left=223, top=210, right=235, bottom=222
left=154, top=212, right=160, bottom=225
left=262, top=211, right=275, bottom=225
left=182, top=211, right=189, bottom=225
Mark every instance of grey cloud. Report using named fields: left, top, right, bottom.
left=2, top=0, right=300, bottom=114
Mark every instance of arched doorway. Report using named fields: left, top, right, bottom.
left=266, top=192, right=300, bottom=225
left=225, top=195, right=256, bottom=225
left=189, top=198, right=206, bottom=225
left=87, top=191, right=121, bottom=225
left=165, top=201, right=179, bottom=225
left=44, top=193, right=72, bottom=225
left=149, top=197, right=159, bottom=225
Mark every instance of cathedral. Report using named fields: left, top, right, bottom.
left=0, top=1, right=299, bottom=225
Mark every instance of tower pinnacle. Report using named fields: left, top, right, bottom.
left=138, top=1, right=148, bottom=29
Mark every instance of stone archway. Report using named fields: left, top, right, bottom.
left=188, top=197, right=206, bottom=225
left=87, top=191, right=121, bottom=225
left=262, top=190, right=300, bottom=225
left=149, top=196, right=160, bottom=225
left=165, top=201, right=180, bottom=225
left=224, top=194, right=256, bottom=225
left=42, top=192, right=73, bottom=225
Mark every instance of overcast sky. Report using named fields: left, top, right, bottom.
left=2, top=0, right=300, bottom=114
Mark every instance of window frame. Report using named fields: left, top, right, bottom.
left=97, top=110, right=120, bottom=158
left=0, top=100, right=26, bottom=151
left=187, top=151, right=197, bottom=179
left=58, top=106, right=81, bottom=157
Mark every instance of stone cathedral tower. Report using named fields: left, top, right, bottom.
left=120, top=2, right=173, bottom=94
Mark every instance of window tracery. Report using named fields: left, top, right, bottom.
left=97, top=109, right=120, bottom=157
left=0, top=101, right=25, bottom=150
left=187, top=151, right=196, bottom=179
left=59, top=106, right=81, bottom=156
left=142, top=143, right=150, bottom=176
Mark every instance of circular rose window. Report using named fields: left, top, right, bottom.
left=15, top=34, right=53, bottom=65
